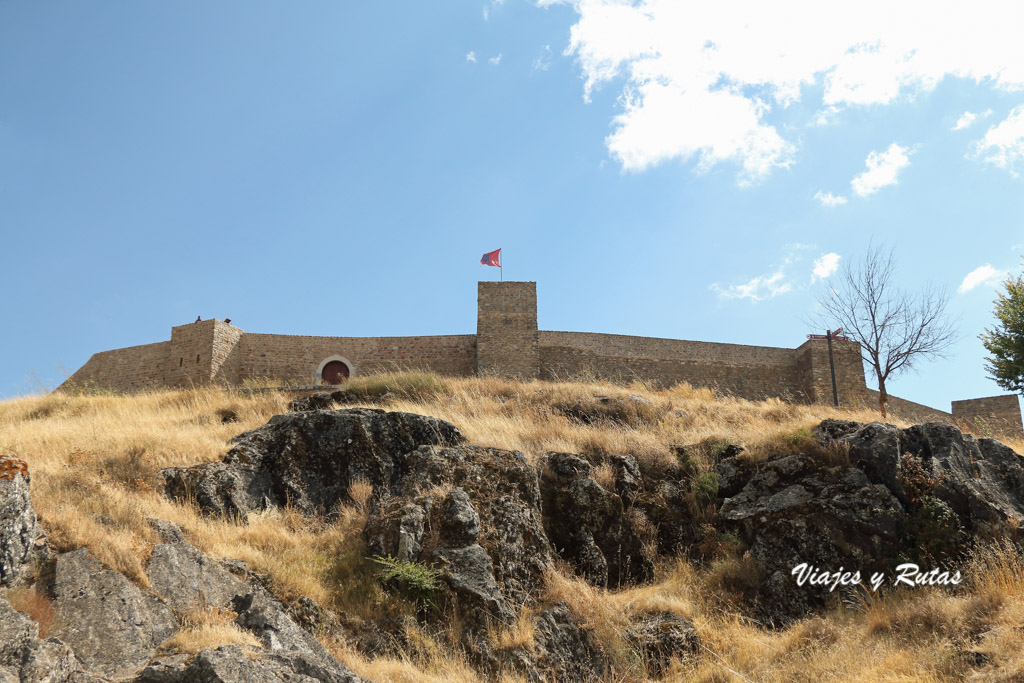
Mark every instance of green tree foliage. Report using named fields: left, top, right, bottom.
left=981, top=263, right=1024, bottom=394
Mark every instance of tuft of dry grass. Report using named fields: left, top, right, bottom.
left=3, top=585, right=57, bottom=637
left=160, top=606, right=261, bottom=654
left=349, top=475, right=375, bottom=510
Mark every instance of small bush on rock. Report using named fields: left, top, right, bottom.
left=899, top=452, right=940, bottom=504
left=908, top=495, right=964, bottom=562
left=370, top=555, right=444, bottom=608
left=692, top=471, right=719, bottom=506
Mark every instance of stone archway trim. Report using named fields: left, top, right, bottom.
left=314, top=355, right=354, bottom=385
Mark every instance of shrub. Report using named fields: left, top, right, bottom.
left=899, top=453, right=940, bottom=505
left=370, top=555, right=444, bottom=608
left=692, top=471, right=719, bottom=506
left=908, top=495, right=964, bottom=562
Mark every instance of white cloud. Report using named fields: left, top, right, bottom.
left=814, top=190, right=848, bottom=207
left=466, top=51, right=477, bottom=63
left=712, top=268, right=792, bottom=301
left=958, top=264, right=1008, bottom=293
left=812, top=253, right=841, bottom=281
left=484, top=0, right=505, bottom=19
left=973, top=105, right=1024, bottom=176
left=712, top=247, right=807, bottom=301
left=489, top=53, right=502, bottom=66
left=811, top=106, right=841, bottom=127
left=851, top=143, right=912, bottom=197
left=539, top=0, right=1024, bottom=180
left=533, top=45, right=553, bottom=71
left=714, top=245, right=844, bottom=299
left=953, top=109, right=992, bottom=131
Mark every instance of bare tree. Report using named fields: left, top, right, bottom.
left=812, top=246, right=958, bottom=418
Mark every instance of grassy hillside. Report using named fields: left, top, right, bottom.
left=2, top=373, right=1023, bottom=682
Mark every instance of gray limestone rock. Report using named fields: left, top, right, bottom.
left=131, top=654, right=193, bottom=683
left=51, top=549, right=176, bottom=678
left=719, top=453, right=905, bottom=623
left=539, top=452, right=654, bottom=587
left=288, top=390, right=359, bottom=412
left=899, top=422, right=1024, bottom=534
left=609, top=454, right=642, bottom=506
left=145, top=522, right=250, bottom=613
left=133, top=646, right=319, bottom=683
left=163, top=408, right=464, bottom=519
left=365, top=445, right=553, bottom=613
left=817, top=419, right=1024, bottom=537
left=530, top=605, right=609, bottom=682
left=231, top=592, right=365, bottom=682
left=432, top=543, right=513, bottom=624
left=0, top=594, right=37, bottom=663
left=492, top=604, right=609, bottom=683
left=18, top=639, right=83, bottom=683
left=0, top=455, right=42, bottom=586
left=0, top=595, right=87, bottom=683
left=625, top=611, right=699, bottom=677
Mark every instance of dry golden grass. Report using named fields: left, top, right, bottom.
left=160, top=606, right=262, bottom=654
left=2, top=585, right=57, bottom=637
left=2, top=372, right=1023, bottom=680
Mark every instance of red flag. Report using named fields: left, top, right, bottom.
left=480, top=248, right=501, bottom=267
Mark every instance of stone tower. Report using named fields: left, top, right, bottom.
left=476, top=281, right=539, bottom=379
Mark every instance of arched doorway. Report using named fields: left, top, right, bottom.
left=321, top=361, right=350, bottom=385
left=315, top=355, right=354, bottom=385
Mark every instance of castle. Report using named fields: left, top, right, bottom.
left=62, top=281, right=1023, bottom=437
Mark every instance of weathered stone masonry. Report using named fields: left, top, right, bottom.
left=61, top=281, right=1023, bottom=437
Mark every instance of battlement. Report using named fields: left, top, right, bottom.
left=58, top=282, right=1023, bottom=437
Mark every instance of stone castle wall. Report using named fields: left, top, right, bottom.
left=63, top=341, right=173, bottom=393
left=860, top=390, right=1024, bottom=439
left=952, top=394, right=1024, bottom=438
left=58, top=282, right=1023, bottom=437
left=230, top=333, right=477, bottom=383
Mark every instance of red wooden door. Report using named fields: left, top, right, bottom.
left=321, top=361, right=350, bottom=385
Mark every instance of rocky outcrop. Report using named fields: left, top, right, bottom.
left=288, top=390, right=359, bottom=412
left=366, top=445, right=553, bottom=616
left=503, top=602, right=606, bottom=683
left=134, top=645, right=348, bottom=683
left=51, top=549, right=177, bottom=679
left=0, top=455, right=43, bottom=586
left=539, top=452, right=653, bottom=587
left=625, top=611, right=700, bottom=677
left=430, top=488, right=514, bottom=624
left=142, top=521, right=366, bottom=682
left=719, top=419, right=1024, bottom=623
left=231, top=592, right=364, bottom=682
left=553, top=394, right=663, bottom=428
left=811, top=419, right=1024, bottom=536
left=719, top=452, right=906, bottom=622
left=0, top=595, right=87, bottom=683
left=162, top=409, right=464, bottom=518
left=146, top=521, right=250, bottom=613
left=898, top=422, right=1024, bottom=534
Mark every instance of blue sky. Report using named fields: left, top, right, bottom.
left=2, top=1, right=1023, bottom=415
